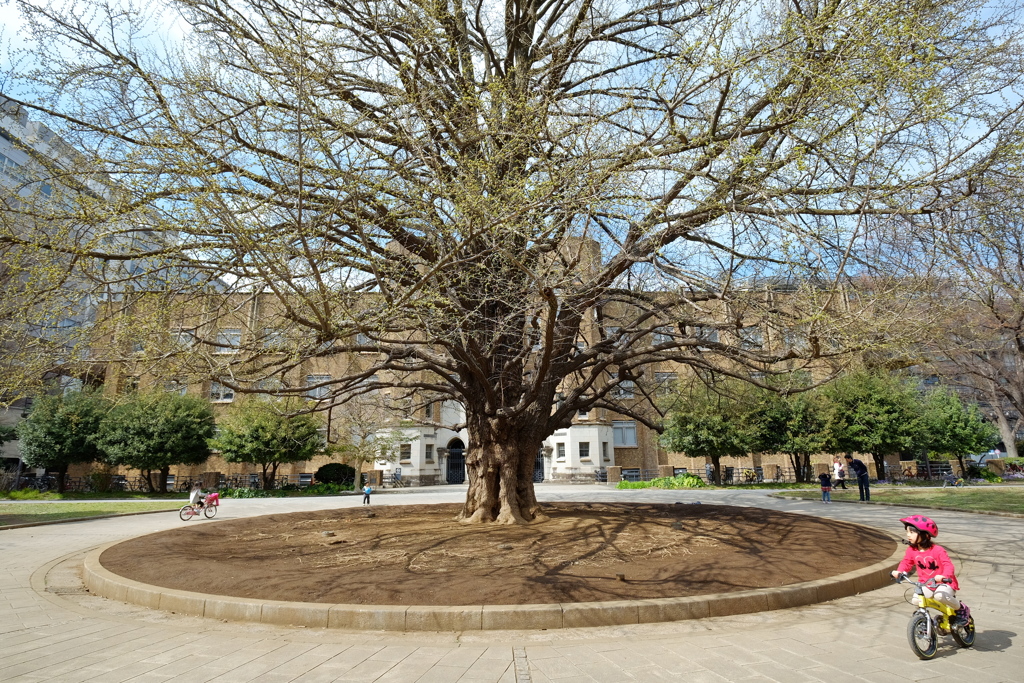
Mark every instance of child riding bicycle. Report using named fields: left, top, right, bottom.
left=890, top=515, right=970, bottom=626
left=189, top=483, right=209, bottom=508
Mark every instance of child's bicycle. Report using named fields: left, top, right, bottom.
left=894, top=573, right=974, bottom=659
left=179, top=492, right=219, bottom=521
left=942, top=473, right=967, bottom=488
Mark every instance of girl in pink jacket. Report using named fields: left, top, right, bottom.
left=891, top=515, right=969, bottom=625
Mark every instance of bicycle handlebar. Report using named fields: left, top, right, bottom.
left=894, top=572, right=951, bottom=587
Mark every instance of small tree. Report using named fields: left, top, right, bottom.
left=323, top=395, right=403, bottom=488
left=752, top=391, right=828, bottom=483
left=0, top=425, right=16, bottom=446
left=15, top=390, right=110, bottom=492
left=94, top=392, right=215, bottom=492
left=212, top=399, right=323, bottom=489
left=821, top=372, right=922, bottom=478
left=662, top=380, right=756, bottom=485
left=920, top=388, right=998, bottom=477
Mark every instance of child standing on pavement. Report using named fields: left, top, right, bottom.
left=362, top=483, right=372, bottom=505
left=890, top=515, right=970, bottom=626
left=818, top=471, right=832, bottom=503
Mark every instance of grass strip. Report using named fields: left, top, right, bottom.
left=775, top=487, right=1024, bottom=514
left=0, top=501, right=180, bottom=526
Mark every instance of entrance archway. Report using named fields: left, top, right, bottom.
left=446, top=439, right=466, bottom=484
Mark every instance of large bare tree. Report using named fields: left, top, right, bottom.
left=4, top=0, right=1023, bottom=521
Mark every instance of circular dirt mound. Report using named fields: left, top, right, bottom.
left=100, top=503, right=894, bottom=606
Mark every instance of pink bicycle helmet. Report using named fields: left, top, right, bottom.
left=900, top=515, right=938, bottom=537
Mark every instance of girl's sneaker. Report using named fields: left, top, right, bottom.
left=952, top=604, right=971, bottom=627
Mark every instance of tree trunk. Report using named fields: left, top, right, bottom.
left=871, top=453, right=886, bottom=480
left=142, top=468, right=156, bottom=492
left=56, top=463, right=68, bottom=494
left=458, top=420, right=545, bottom=525
left=993, top=412, right=1019, bottom=459
left=710, top=456, right=722, bottom=485
left=262, top=463, right=278, bottom=490
left=159, top=466, right=170, bottom=493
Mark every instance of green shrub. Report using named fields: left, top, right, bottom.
left=315, top=462, right=356, bottom=485
left=978, top=468, right=1002, bottom=483
left=220, top=487, right=281, bottom=498
left=8, top=488, right=44, bottom=500
left=616, top=480, right=651, bottom=489
left=649, top=474, right=707, bottom=489
left=615, top=474, right=705, bottom=490
left=304, top=482, right=352, bottom=495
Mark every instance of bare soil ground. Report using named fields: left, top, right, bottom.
left=100, top=503, right=894, bottom=606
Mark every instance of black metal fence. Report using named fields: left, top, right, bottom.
left=5, top=472, right=318, bottom=493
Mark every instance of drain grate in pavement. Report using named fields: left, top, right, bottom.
left=513, top=647, right=531, bottom=683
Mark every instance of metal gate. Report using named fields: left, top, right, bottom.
left=446, top=442, right=466, bottom=484
left=533, top=447, right=545, bottom=483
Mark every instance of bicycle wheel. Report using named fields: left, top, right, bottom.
left=203, top=505, right=217, bottom=519
left=179, top=505, right=196, bottom=521
left=951, top=616, right=975, bottom=648
left=907, top=614, right=938, bottom=660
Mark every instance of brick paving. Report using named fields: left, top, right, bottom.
left=2, top=485, right=1022, bottom=682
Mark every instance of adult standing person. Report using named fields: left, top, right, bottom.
left=832, top=455, right=848, bottom=490
left=845, top=454, right=870, bottom=501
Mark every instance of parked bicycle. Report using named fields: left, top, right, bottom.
left=179, top=492, right=219, bottom=521
left=895, top=573, right=975, bottom=659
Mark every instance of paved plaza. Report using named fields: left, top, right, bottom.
left=2, top=485, right=1022, bottom=682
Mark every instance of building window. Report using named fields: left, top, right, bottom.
left=579, top=442, right=590, bottom=461
left=654, top=372, right=677, bottom=394
left=612, top=380, right=635, bottom=399
left=424, top=401, right=433, bottom=420
left=738, top=326, right=762, bottom=350
left=164, top=380, right=187, bottom=396
left=400, top=444, right=412, bottom=463
left=215, top=328, right=242, bottom=353
left=613, top=421, right=637, bottom=447
left=210, top=382, right=234, bottom=402
left=305, top=374, right=331, bottom=399
left=653, top=327, right=673, bottom=345
left=602, top=442, right=610, bottom=461
left=692, top=326, right=719, bottom=344
left=262, top=327, right=286, bottom=350
left=577, top=407, right=589, bottom=419
left=172, top=329, right=195, bottom=348
left=425, top=444, right=434, bottom=462
left=556, top=443, right=566, bottom=461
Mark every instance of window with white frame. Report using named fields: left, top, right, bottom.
left=305, top=374, right=332, bottom=399
left=399, top=443, right=412, bottom=463
left=425, top=444, right=434, bottom=462
left=738, top=326, right=762, bottom=350
left=602, top=441, right=610, bottom=461
left=654, top=372, right=677, bottom=394
left=653, top=327, right=674, bottom=345
left=262, top=327, right=286, bottom=350
left=613, top=421, right=637, bottom=447
left=612, top=380, right=635, bottom=399
left=692, top=326, right=719, bottom=344
left=424, top=401, right=433, bottom=419
left=164, top=380, right=187, bottom=396
left=215, top=328, right=242, bottom=353
left=210, top=381, right=234, bottom=402
left=579, top=442, right=591, bottom=461
left=556, top=443, right=566, bottom=461
left=172, top=328, right=195, bottom=348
